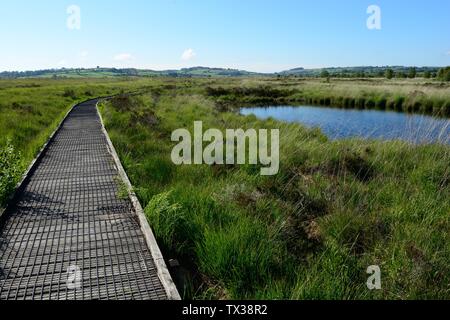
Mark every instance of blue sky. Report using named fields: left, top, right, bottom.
left=1, top=0, right=449, bottom=72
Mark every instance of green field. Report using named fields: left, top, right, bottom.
left=1, top=77, right=449, bottom=299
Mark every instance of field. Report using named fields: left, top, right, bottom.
left=1, top=77, right=449, bottom=299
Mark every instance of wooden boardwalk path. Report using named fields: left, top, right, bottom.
left=0, top=99, right=179, bottom=300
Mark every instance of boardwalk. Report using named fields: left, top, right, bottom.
left=0, top=100, right=178, bottom=300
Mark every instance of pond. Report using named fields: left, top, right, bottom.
left=240, top=105, right=450, bottom=144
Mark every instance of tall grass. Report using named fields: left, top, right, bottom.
left=204, top=78, right=450, bottom=116
left=0, top=77, right=161, bottom=209
left=100, top=83, right=450, bottom=300
left=1, top=76, right=448, bottom=299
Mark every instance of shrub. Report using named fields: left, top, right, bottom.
left=0, top=141, right=22, bottom=207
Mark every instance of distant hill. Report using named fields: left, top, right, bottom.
left=168, top=67, right=258, bottom=77
left=0, top=65, right=444, bottom=79
left=0, top=66, right=259, bottom=79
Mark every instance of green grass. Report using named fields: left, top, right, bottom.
left=99, top=80, right=450, bottom=300
left=204, top=77, right=450, bottom=116
left=1, top=76, right=449, bottom=299
left=0, top=77, right=161, bottom=208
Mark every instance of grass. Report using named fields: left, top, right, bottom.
left=1, top=76, right=449, bottom=299
left=204, top=77, right=450, bottom=116
left=98, top=79, right=450, bottom=299
left=0, top=77, right=159, bottom=208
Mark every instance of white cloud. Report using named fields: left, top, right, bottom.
left=57, top=59, right=67, bottom=67
left=114, top=53, right=134, bottom=61
left=80, top=51, right=89, bottom=58
left=181, top=48, right=196, bottom=61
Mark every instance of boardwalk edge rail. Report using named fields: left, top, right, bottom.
left=95, top=99, right=182, bottom=300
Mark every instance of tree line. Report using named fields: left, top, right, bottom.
left=317, top=67, right=450, bottom=81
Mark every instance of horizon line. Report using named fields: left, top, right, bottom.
left=0, top=64, right=446, bottom=74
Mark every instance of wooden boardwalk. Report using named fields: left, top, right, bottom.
left=0, top=99, right=179, bottom=300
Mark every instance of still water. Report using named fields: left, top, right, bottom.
left=241, top=106, right=450, bottom=144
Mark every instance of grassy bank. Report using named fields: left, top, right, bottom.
left=205, top=78, right=450, bottom=116
left=99, top=80, right=450, bottom=299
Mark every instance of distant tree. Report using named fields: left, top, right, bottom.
left=397, top=71, right=407, bottom=79
left=423, top=70, right=431, bottom=79
left=444, top=68, right=450, bottom=81
left=320, top=70, right=330, bottom=78
left=408, top=67, right=417, bottom=79
left=385, top=69, right=394, bottom=79
left=437, top=67, right=450, bottom=81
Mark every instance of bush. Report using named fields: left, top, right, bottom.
left=0, top=141, right=22, bottom=207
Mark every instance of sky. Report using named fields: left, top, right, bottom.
left=0, top=0, right=449, bottom=72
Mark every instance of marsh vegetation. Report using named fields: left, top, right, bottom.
left=99, top=78, right=450, bottom=299
left=1, top=77, right=449, bottom=299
